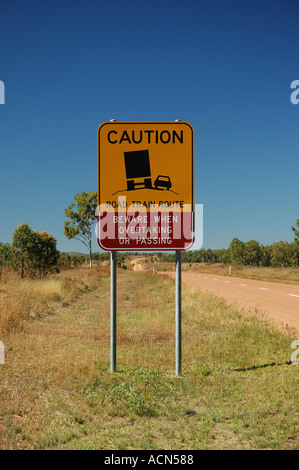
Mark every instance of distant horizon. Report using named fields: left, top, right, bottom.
left=1, top=224, right=297, bottom=254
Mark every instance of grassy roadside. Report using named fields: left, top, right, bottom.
left=0, top=267, right=298, bottom=450
left=153, top=262, right=299, bottom=285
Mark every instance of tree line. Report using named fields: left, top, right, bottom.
left=154, top=237, right=299, bottom=267
left=92, top=233, right=299, bottom=269
left=0, top=223, right=59, bottom=278
left=0, top=223, right=86, bottom=278
left=154, top=219, right=299, bottom=267
left=63, top=191, right=299, bottom=269
left=1, top=189, right=298, bottom=278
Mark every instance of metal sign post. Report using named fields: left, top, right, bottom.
left=175, top=251, right=182, bottom=377
left=110, top=251, right=117, bottom=372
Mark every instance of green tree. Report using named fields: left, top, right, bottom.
left=58, top=252, right=72, bottom=270
left=260, top=244, right=272, bottom=267
left=12, top=223, right=34, bottom=278
left=213, top=249, right=227, bottom=263
left=292, top=219, right=299, bottom=242
left=34, top=231, right=59, bottom=277
left=290, top=219, right=299, bottom=266
left=12, top=223, right=59, bottom=278
left=228, top=238, right=246, bottom=264
left=270, top=241, right=294, bottom=267
left=221, top=249, right=232, bottom=264
left=243, top=240, right=263, bottom=266
left=0, top=242, right=12, bottom=267
left=64, top=191, right=97, bottom=268
left=71, top=255, right=86, bottom=267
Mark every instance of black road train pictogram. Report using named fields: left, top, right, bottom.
left=124, top=150, right=173, bottom=192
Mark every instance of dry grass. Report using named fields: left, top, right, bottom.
left=0, top=267, right=298, bottom=450
left=0, top=267, right=107, bottom=334
left=154, top=262, right=299, bottom=285
left=0, top=294, right=25, bottom=333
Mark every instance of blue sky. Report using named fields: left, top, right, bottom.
left=0, top=0, right=299, bottom=253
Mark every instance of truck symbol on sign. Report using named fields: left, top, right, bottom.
left=124, top=150, right=172, bottom=192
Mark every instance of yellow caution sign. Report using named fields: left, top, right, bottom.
left=97, top=121, right=194, bottom=251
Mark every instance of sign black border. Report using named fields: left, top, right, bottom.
left=97, top=121, right=194, bottom=252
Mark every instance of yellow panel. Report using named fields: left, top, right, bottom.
left=98, top=121, right=194, bottom=212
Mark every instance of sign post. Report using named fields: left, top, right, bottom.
left=110, top=251, right=117, bottom=372
left=97, top=121, right=194, bottom=375
left=175, top=251, right=182, bottom=376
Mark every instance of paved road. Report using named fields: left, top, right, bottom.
left=159, top=271, right=299, bottom=333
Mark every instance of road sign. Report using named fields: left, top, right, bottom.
left=97, top=121, right=194, bottom=251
